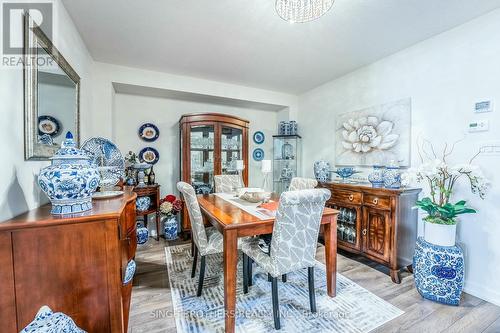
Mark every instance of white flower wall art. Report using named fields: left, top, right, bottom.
left=335, top=98, right=411, bottom=166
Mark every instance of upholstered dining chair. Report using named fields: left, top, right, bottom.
left=241, top=189, right=331, bottom=330
left=214, top=174, right=242, bottom=193
left=288, top=177, right=318, bottom=191
left=177, top=181, right=225, bottom=297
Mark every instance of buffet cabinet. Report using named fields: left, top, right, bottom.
left=179, top=113, right=249, bottom=233
left=0, top=190, right=137, bottom=333
left=318, top=182, right=421, bottom=283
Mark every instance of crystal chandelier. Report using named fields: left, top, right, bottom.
left=275, top=0, right=334, bottom=23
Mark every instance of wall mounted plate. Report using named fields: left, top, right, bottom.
left=139, top=147, right=160, bottom=164
left=138, top=123, right=160, bottom=142
left=38, top=115, right=61, bottom=137
left=253, top=148, right=264, bottom=161
left=253, top=131, right=265, bottom=144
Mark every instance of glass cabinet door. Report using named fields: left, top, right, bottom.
left=220, top=126, right=243, bottom=176
left=190, top=125, right=215, bottom=194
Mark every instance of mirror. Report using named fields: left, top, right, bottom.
left=24, top=12, right=80, bottom=160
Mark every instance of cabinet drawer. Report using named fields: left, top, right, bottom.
left=330, top=190, right=362, bottom=205
left=363, top=194, right=391, bottom=210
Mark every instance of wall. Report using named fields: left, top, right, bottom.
left=298, top=9, right=500, bottom=305
left=0, top=1, right=94, bottom=221
left=113, top=93, right=278, bottom=196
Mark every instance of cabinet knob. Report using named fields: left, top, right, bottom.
left=373, top=198, right=379, bottom=205
left=348, top=194, right=354, bottom=201
left=362, top=229, right=367, bottom=236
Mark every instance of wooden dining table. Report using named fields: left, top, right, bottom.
left=197, top=194, right=339, bottom=333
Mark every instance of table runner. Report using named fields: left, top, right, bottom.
left=213, top=193, right=276, bottom=220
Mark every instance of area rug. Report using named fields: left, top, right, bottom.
left=164, top=244, right=403, bottom=333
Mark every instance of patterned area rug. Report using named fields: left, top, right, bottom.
left=165, top=244, right=403, bottom=333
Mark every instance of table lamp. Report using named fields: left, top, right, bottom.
left=261, top=160, right=272, bottom=191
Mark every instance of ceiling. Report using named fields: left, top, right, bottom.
left=63, top=0, right=500, bottom=94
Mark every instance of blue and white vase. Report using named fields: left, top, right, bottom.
left=38, top=132, right=100, bottom=214
left=368, top=165, right=385, bottom=188
left=314, top=161, right=331, bottom=182
left=136, top=196, right=151, bottom=211
left=383, top=161, right=401, bottom=189
left=413, top=237, right=464, bottom=306
left=136, top=223, right=149, bottom=245
left=163, top=216, right=178, bottom=240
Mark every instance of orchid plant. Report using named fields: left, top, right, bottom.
left=402, top=139, right=489, bottom=225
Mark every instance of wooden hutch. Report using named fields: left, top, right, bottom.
left=318, top=182, right=421, bottom=283
left=0, top=190, right=137, bottom=332
left=179, top=113, right=249, bottom=234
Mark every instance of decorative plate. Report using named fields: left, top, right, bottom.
left=81, top=137, right=125, bottom=184
left=138, top=123, right=160, bottom=142
left=139, top=147, right=160, bottom=164
left=253, top=148, right=264, bottom=161
left=253, top=131, right=265, bottom=144
left=92, top=191, right=124, bottom=200
left=38, top=115, right=61, bottom=137
left=123, top=260, right=136, bottom=285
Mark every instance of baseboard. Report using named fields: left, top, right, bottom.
left=464, top=280, right=500, bottom=307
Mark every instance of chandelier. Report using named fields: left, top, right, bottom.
left=275, top=0, right=334, bottom=23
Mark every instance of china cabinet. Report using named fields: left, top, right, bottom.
left=179, top=113, right=249, bottom=232
left=318, top=182, right=421, bottom=283
left=272, top=135, right=301, bottom=194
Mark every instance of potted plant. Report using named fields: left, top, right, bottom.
left=403, top=142, right=489, bottom=246
left=160, top=194, right=183, bottom=240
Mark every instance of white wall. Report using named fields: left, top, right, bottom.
left=113, top=93, right=278, bottom=196
left=0, top=1, right=94, bottom=221
left=298, top=9, right=500, bottom=305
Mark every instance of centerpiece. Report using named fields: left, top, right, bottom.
left=160, top=194, right=183, bottom=240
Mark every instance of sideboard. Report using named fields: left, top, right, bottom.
left=0, top=189, right=137, bottom=333
left=318, top=182, right=421, bottom=283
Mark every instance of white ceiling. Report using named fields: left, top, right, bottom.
left=63, top=0, right=500, bottom=94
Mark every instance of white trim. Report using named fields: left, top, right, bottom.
left=464, top=280, right=500, bottom=307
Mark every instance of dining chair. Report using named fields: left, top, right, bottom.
left=177, top=181, right=225, bottom=297
left=241, top=188, right=331, bottom=330
left=214, top=175, right=242, bottom=193
left=288, top=177, right=318, bottom=191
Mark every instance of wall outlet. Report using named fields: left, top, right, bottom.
left=468, top=120, right=489, bottom=132
left=474, top=100, right=493, bottom=113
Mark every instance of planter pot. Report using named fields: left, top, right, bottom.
left=424, top=221, right=456, bottom=246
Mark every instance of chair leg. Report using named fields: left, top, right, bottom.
left=248, top=257, right=253, bottom=286
left=308, top=267, right=317, bottom=313
left=191, top=246, right=198, bottom=278
left=271, top=276, right=281, bottom=330
left=268, top=273, right=272, bottom=282
left=196, top=256, right=206, bottom=297
left=282, top=274, right=287, bottom=282
left=243, top=254, right=249, bottom=294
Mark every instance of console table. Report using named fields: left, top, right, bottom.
left=133, top=184, right=161, bottom=240
left=318, top=182, right=421, bottom=283
left=0, top=189, right=137, bottom=333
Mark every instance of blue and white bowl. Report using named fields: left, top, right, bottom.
left=38, top=132, right=100, bottom=214
left=136, top=196, right=151, bottom=211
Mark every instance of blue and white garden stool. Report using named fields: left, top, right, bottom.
left=413, top=237, right=464, bottom=306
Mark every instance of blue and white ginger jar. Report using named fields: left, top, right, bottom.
left=383, top=161, right=401, bottom=189
left=38, top=132, right=100, bottom=214
left=368, top=165, right=385, bottom=188
left=136, top=223, right=149, bottom=245
left=314, top=161, right=331, bottom=182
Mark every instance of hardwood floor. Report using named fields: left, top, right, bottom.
left=128, top=239, right=500, bottom=333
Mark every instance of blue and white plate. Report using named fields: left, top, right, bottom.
left=139, top=147, right=160, bottom=164
left=123, top=260, right=136, bottom=285
left=253, top=148, right=264, bottom=161
left=253, top=131, right=265, bottom=144
left=81, top=137, right=125, bottom=184
left=38, top=115, right=61, bottom=137
left=138, top=123, right=160, bottom=142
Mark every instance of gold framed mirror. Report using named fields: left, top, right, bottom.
left=24, top=12, right=80, bottom=160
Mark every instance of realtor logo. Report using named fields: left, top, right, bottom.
left=2, top=1, right=52, bottom=55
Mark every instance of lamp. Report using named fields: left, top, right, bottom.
left=261, top=160, right=272, bottom=192
left=236, top=160, right=245, bottom=188
left=275, top=0, right=334, bottom=23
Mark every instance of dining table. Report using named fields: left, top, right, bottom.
left=197, top=193, right=339, bottom=333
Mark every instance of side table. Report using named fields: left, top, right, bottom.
left=132, top=184, right=161, bottom=241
